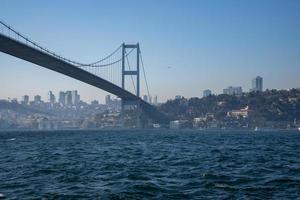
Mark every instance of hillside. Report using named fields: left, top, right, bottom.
left=158, top=89, right=300, bottom=128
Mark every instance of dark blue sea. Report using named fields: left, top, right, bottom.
left=0, top=130, right=300, bottom=199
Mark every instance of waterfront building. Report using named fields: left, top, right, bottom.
left=169, top=120, right=189, bottom=129
left=193, top=117, right=207, bottom=128
left=170, top=120, right=180, bottom=129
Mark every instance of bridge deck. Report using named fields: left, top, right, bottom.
left=0, top=33, right=169, bottom=123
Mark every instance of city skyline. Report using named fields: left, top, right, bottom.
left=1, top=0, right=300, bottom=102
left=6, top=91, right=159, bottom=105
left=0, top=75, right=297, bottom=104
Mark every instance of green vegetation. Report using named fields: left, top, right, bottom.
left=158, top=89, right=300, bottom=129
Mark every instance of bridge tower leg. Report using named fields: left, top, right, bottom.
left=121, top=43, right=141, bottom=128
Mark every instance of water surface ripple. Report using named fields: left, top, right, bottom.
left=0, top=130, right=300, bottom=199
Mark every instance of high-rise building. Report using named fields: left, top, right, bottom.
left=142, top=95, right=153, bottom=103
left=71, top=90, right=80, bottom=105
left=48, top=91, right=56, bottom=104
left=105, top=95, right=111, bottom=105
left=175, top=95, right=182, bottom=100
left=149, top=95, right=152, bottom=104
left=143, top=95, right=148, bottom=102
left=65, top=91, right=72, bottom=106
left=76, top=94, right=80, bottom=104
left=22, top=95, right=29, bottom=105
left=252, top=76, right=263, bottom=92
left=153, top=95, right=158, bottom=105
left=58, top=90, right=80, bottom=106
left=203, top=89, right=212, bottom=97
left=223, top=86, right=243, bottom=95
left=34, top=95, right=41, bottom=103
left=59, top=91, right=66, bottom=105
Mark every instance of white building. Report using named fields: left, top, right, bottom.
left=223, top=86, right=243, bottom=95
left=169, top=120, right=189, bottom=129
left=227, top=106, right=250, bottom=118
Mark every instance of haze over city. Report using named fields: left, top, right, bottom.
left=1, top=1, right=300, bottom=199
left=1, top=0, right=300, bottom=103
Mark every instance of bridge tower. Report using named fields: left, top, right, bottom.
left=121, top=43, right=141, bottom=128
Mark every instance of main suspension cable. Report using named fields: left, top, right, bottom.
left=90, top=48, right=135, bottom=68
left=0, top=20, right=122, bottom=68
left=140, top=51, right=151, bottom=98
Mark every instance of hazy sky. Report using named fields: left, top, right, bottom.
left=1, top=0, right=300, bottom=103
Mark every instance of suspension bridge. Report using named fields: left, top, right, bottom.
left=0, top=21, right=170, bottom=127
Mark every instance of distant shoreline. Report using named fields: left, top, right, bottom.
left=0, top=128, right=299, bottom=133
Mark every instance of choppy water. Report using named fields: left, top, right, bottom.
left=0, top=130, right=300, bottom=199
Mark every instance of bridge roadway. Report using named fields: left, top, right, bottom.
left=0, top=33, right=169, bottom=124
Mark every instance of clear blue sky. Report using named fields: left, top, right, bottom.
left=1, top=0, right=300, bottom=103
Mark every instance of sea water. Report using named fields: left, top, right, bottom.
left=0, top=130, right=300, bottom=199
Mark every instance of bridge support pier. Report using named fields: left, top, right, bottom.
left=0, top=23, right=169, bottom=126
left=121, top=43, right=141, bottom=128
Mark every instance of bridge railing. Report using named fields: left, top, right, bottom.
left=0, top=21, right=84, bottom=67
